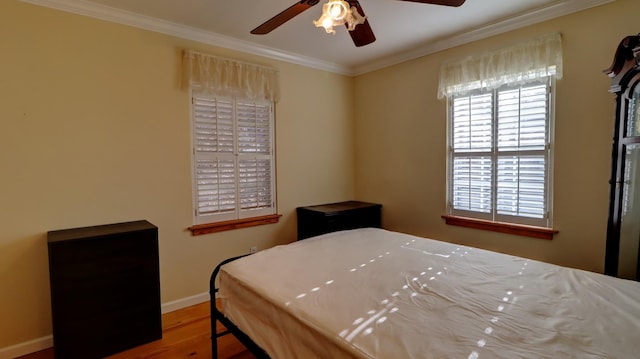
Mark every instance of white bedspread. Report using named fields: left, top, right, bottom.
left=219, top=228, right=640, bottom=358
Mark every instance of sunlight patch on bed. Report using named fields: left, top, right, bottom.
left=471, top=259, right=529, bottom=359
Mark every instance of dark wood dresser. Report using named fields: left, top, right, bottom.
left=296, top=201, right=382, bottom=240
left=47, top=220, right=162, bottom=359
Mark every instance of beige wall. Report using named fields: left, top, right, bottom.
left=0, top=1, right=355, bottom=349
left=354, top=0, right=639, bottom=272
left=2, top=0, right=638, bottom=352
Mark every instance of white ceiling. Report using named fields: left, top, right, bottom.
left=22, top=0, right=613, bottom=75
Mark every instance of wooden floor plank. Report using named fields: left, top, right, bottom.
left=16, top=301, right=255, bottom=359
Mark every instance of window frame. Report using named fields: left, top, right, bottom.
left=446, top=78, right=556, bottom=230
left=188, top=89, right=279, bottom=233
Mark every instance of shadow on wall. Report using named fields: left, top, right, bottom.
left=0, top=232, right=52, bottom=347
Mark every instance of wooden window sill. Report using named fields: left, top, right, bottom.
left=442, top=215, right=558, bottom=240
left=188, top=214, right=282, bottom=236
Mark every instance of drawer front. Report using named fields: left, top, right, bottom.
left=48, top=222, right=162, bottom=359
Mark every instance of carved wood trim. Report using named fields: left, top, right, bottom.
left=604, top=34, right=640, bottom=93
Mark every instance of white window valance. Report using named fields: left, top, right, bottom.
left=183, top=50, right=280, bottom=102
left=438, top=33, right=563, bottom=99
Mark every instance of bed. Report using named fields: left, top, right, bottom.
left=210, top=228, right=640, bottom=358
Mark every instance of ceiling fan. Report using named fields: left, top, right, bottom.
left=250, top=0, right=466, bottom=47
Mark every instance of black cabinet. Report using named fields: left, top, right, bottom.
left=296, top=201, right=382, bottom=240
left=47, top=220, right=162, bottom=359
left=604, top=35, right=640, bottom=281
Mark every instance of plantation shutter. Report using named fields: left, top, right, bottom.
left=192, top=95, right=275, bottom=224
left=237, top=101, right=274, bottom=217
left=193, top=97, right=236, bottom=221
left=495, top=84, right=549, bottom=221
left=451, top=93, right=493, bottom=218
left=450, top=81, right=551, bottom=227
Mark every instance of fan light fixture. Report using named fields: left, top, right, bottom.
left=313, top=0, right=366, bottom=35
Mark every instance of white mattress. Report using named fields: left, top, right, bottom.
left=219, top=228, right=640, bottom=358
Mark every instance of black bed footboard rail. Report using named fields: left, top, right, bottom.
left=209, top=255, right=271, bottom=359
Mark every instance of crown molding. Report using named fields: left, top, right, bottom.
left=20, top=0, right=614, bottom=77
left=352, top=0, right=615, bottom=75
left=18, top=0, right=353, bottom=75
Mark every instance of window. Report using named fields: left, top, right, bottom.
left=191, top=93, right=276, bottom=226
left=182, top=51, right=281, bottom=234
left=439, top=33, right=562, bottom=234
left=448, top=80, right=553, bottom=227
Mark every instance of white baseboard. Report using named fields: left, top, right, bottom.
left=161, top=291, right=210, bottom=314
left=0, top=292, right=210, bottom=359
left=0, top=336, right=53, bottom=359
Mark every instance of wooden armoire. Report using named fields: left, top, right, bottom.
left=604, top=34, right=640, bottom=281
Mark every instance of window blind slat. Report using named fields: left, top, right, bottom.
left=237, top=101, right=271, bottom=154
left=452, top=93, right=493, bottom=152
left=194, top=97, right=234, bottom=153
left=496, top=155, right=546, bottom=218
left=239, top=158, right=273, bottom=210
left=195, top=158, right=236, bottom=215
left=452, top=156, right=492, bottom=213
left=497, top=84, right=548, bottom=151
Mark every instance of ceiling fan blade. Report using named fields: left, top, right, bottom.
left=251, top=0, right=320, bottom=35
left=397, top=0, right=466, bottom=6
left=347, top=2, right=376, bottom=47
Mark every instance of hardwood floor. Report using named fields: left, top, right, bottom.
left=17, top=301, right=255, bottom=359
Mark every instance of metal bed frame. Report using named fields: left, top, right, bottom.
left=209, top=255, right=271, bottom=359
